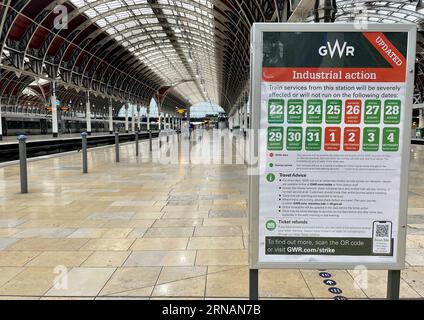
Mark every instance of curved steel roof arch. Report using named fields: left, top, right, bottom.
left=335, top=2, right=424, bottom=23
left=335, top=13, right=413, bottom=24
left=37, top=4, right=229, bottom=80
left=62, top=0, right=253, bottom=106
left=1, top=0, right=294, bottom=113
left=1, top=2, right=186, bottom=109
left=62, top=2, right=220, bottom=97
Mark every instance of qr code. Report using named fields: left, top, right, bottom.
left=375, top=224, right=389, bottom=237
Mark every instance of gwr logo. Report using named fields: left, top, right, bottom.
left=319, top=40, right=355, bottom=58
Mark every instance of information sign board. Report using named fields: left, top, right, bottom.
left=249, top=24, right=416, bottom=270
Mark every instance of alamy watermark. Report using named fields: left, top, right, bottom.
left=53, top=5, right=68, bottom=30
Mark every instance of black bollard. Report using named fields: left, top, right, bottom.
left=18, top=135, right=28, bottom=193
left=81, top=132, right=88, bottom=174
left=135, top=132, right=139, bottom=157
left=115, top=132, right=120, bottom=163
left=149, top=131, right=153, bottom=152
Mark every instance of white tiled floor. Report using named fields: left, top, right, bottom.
left=0, top=130, right=422, bottom=299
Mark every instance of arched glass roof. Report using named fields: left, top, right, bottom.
left=304, top=1, right=424, bottom=24
left=190, top=101, right=225, bottom=118
left=303, top=1, right=424, bottom=104
left=3, top=0, right=424, bottom=114
left=69, top=0, right=218, bottom=104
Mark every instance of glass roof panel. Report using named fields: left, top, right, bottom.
left=69, top=0, right=219, bottom=104
left=334, top=1, right=424, bottom=24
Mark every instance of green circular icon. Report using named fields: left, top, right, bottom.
left=269, top=163, right=274, bottom=168
left=266, top=173, right=276, bottom=182
left=266, top=220, right=277, bottom=231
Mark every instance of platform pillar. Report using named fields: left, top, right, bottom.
left=147, top=108, right=152, bottom=152
left=147, top=107, right=151, bottom=132
left=51, top=81, right=59, bottom=138
left=158, top=112, right=162, bottom=131
left=109, top=99, right=113, bottom=134
left=125, top=105, right=129, bottom=133
left=86, top=92, right=92, bottom=136
left=244, top=103, right=248, bottom=138
left=137, top=106, right=141, bottom=132
left=135, top=132, right=139, bottom=157
left=166, top=113, right=170, bottom=143
left=130, top=105, right=135, bottom=133
left=241, top=107, right=246, bottom=136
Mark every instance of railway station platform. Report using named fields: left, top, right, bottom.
left=0, top=130, right=423, bottom=300
left=0, top=131, right=161, bottom=164
left=0, top=133, right=113, bottom=145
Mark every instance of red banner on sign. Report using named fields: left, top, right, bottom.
left=262, top=67, right=405, bottom=83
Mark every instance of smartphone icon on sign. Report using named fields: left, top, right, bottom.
left=372, top=221, right=393, bottom=255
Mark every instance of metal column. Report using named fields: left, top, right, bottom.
left=109, top=99, right=113, bottom=134
left=132, top=109, right=136, bottom=133
left=135, top=132, right=139, bottom=157
left=147, top=107, right=151, bottom=132
left=51, top=81, right=59, bottom=138
left=244, top=103, right=248, bottom=137
left=0, top=1, right=12, bottom=47
left=137, top=106, right=141, bottom=132
left=241, top=109, right=245, bottom=133
left=166, top=114, right=169, bottom=143
left=18, top=135, right=28, bottom=193
left=125, top=105, right=129, bottom=133
left=158, top=112, right=162, bottom=131
left=187, top=107, right=191, bottom=140
left=86, top=92, right=92, bottom=135
left=147, top=107, right=152, bottom=152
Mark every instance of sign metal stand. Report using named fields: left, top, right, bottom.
left=387, top=270, right=401, bottom=300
